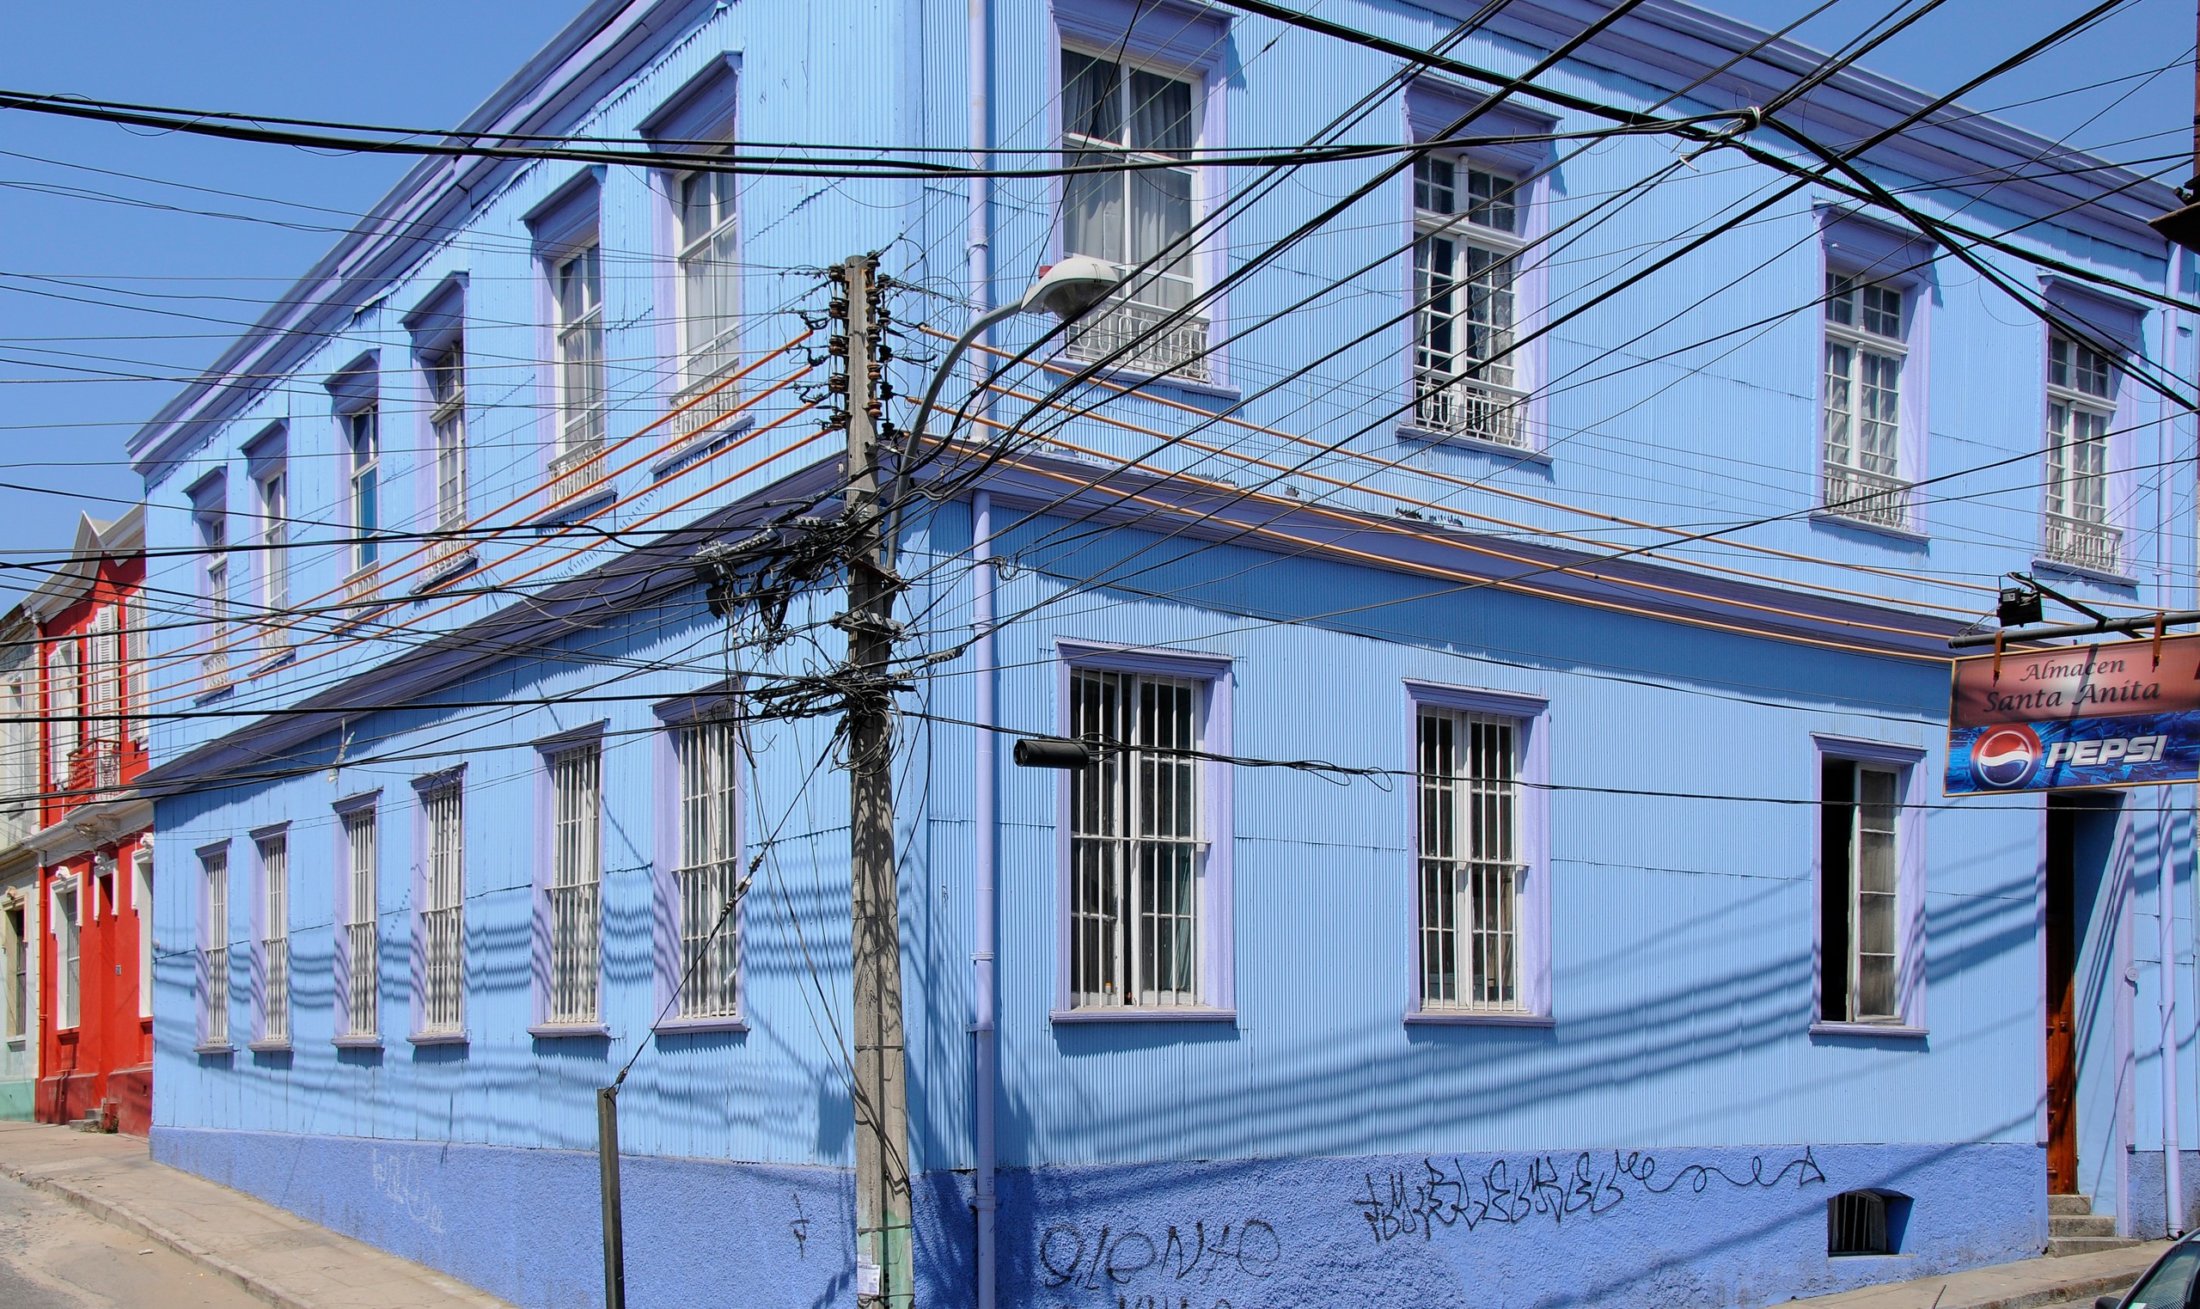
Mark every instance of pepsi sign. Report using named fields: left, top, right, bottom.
left=1948, top=637, right=2200, bottom=795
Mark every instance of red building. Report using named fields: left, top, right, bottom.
left=24, top=507, right=151, bottom=1133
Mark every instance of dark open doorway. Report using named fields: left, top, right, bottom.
left=2045, top=794, right=2118, bottom=1197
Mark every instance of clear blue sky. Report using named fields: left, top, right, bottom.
left=0, top=0, right=2187, bottom=599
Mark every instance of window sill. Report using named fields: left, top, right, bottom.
left=407, top=1029, right=468, bottom=1047
left=246, top=1038, right=291, bottom=1054
left=330, top=1034, right=383, bottom=1050
left=1049, top=1006, right=1236, bottom=1025
left=1396, top=423, right=1551, bottom=466
left=2030, top=556, right=2138, bottom=588
left=193, top=683, right=235, bottom=706
left=528, top=1021, right=611, bottom=1040
left=653, top=1015, right=747, bottom=1036
left=3, top=1036, right=22, bottom=1049
left=1809, top=1021, right=1928, bottom=1040
left=1405, top=1009, right=1555, bottom=1028
left=194, top=1041, right=235, bottom=1057
left=1063, top=357, right=1240, bottom=405
left=650, top=415, right=754, bottom=481
left=1809, top=509, right=1929, bottom=545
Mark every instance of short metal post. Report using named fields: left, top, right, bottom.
left=598, top=1085, right=625, bottom=1309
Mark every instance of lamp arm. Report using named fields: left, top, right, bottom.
left=909, top=299, right=1029, bottom=444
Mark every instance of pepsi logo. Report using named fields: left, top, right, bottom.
left=1972, top=725, right=2042, bottom=789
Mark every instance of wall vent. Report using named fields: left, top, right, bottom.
left=1828, top=1189, right=1910, bottom=1256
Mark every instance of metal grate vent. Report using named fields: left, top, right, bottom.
left=1828, top=1190, right=1894, bottom=1256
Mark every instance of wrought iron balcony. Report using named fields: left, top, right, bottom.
left=1821, top=464, right=1915, bottom=532
left=669, top=360, right=745, bottom=445
left=1064, top=300, right=1211, bottom=382
left=547, top=441, right=607, bottom=508
left=2043, top=512, right=2122, bottom=576
left=1413, top=374, right=1528, bottom=449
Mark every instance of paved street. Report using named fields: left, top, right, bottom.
left=0, top=1167, right=261, bottom=1309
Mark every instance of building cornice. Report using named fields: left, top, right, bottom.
left=25, top=796, right=154, bottom=866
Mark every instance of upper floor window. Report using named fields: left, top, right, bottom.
left=85, top=606, right=118, bottom=749
left=676, top=165, right=741, bottom=394
left=1060, top=49, right=1206, bottom=381
left=1413, top=156, right=1528, bottom=448
left=46, top=642, right=77, bottom=789
left=124, top=593, right=147, bottom=745
left=257, top=464, right=289, bottom=619
left=195, top=499, right=230, bottom=692
left=555, top=243, right=607, bottom=457
left=344, top=405, right=381, bottom=574
left=2044, top=332, right=2119, bottom=574
left=673, top=718, right=740, bottom=1020
left=428, top=340, right=467, bottom=532
left=1066, top=664, right=1214, bottom=1010
left=1822, top=273, right=1910, bottom=529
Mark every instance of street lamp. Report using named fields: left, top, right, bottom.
left=905, top=255, right=1119, bottom=444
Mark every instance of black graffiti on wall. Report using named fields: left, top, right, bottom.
left=1039, top=1217, right=1281, bottom=1292
left=1351, top=1147, right=1827, bottom=1245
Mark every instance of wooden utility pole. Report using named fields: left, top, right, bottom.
left=834, top=253, right=915, bottom=1308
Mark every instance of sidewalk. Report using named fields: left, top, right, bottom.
left=0, top=1120, right=508, bottom=1309
left=1789, top=1239, right=2170, bottom=1309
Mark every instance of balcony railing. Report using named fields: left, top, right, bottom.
left=343, top=563, right=383, bottom=610
left=547, top=442, right=607, bottom=509
left=1821, top=464, right=1915, bottom=532
left=425, top=528, right=472, bottom=580
left=201, top=642, right=231, bottom=696
left=2043, top=512, right=2122, bottom=575
left=87, top=741, right=120, bottom=800
left=669, top=360, right=746, bottom=445
left=1064, top=301, right=1211, bottom=382
left=1414, top=374, right=1528, bottom=449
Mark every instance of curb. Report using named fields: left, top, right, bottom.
left=0, top=1150, right=310, bottom=1309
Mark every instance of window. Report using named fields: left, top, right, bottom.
left=4, top=901, right=24, bottom=1039
left=345, top=405, right=381, bottom=574
left=548, top=744, right=602, bottom=1024
left=86, top=607, right=117, bottom=746
left=1413, top=157, right=1528, bottom=448
left=258, top=833, right=287, bottom=1045
left=341, top=805, right=378, bottom=1039
left=198, top=503, right=230, bottom=691
left=202, top=849, right=229, bottom=1046
left=2045, top=332, right=2120, bottom=574
left=1416, top=707, right=1528, bottom=1011
left=675, top=165, right=741, bottom=393
left=51, top=884, right=77, bottom=1029
left=1820, top=756, right=1907, bottom=1024
left=674, top=719, right=740, bottom=1019
left=258, top=463, right=289, bottom=627
left=133, top=847, right=152, bottom=1020
left=1060, top=49, right=1206, bottom=380
left=46, top=642, right=76, bottom=790
left=428, top=340, right=467, bottom=531
left=554, top=243, right=607, bottom=457
left=421, top=781, right=464, bottom=1035
left=1068, top=668, right=1210, bottom=1009
left=1821, top=273, right=1911, bottom=529
left=125, top=593, right=147, bottom=746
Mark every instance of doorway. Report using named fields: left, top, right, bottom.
left=2045, top=794, right=2117, bottom=1197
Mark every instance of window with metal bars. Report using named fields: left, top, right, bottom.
left=1827, top=1190, right=1907, bottom=1255
left=341, top=806, right=378, bottom=1038
left=1416, top=708, right=1526, bottom=1012
left=1412, top=156, right=1529, bottom=447
left=1820, top=758, right=1901, bottom=1023
left=420, top=782, right=465, bottom=1035
left=1068, top=669, right=1206, bottom=1009
left=548, top=745, right=602, bottom=1024
left=258, top=834, right=287, bottom=1045
left=673, top=720, right=741, bottom=1019
left=203, top=850, right=229, bottom=1046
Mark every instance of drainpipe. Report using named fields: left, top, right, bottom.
left=968, top=1, right=1000, bottom=1306
left=2159, top=287, right=2185, bottom=1236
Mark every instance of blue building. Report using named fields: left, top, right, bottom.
left=124, top=1, right=2197, bottom=1305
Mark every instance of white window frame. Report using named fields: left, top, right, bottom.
left=1821, top=271, right=1913, bottom=530
left=554, top=242, right=607, bottom=459
left=428, top=339, right=468, bottom=532
left=2044, top=332, right=2121, bottom=575
left=132, top=845, right=151, bottom=1020
left=85, top=607, right=118, bottom=744
left=344, top=405, right=381, bottom=576
left=199, top=504, right=231, bottom=692
left=1056, top=647, right=1233, bottom=1018
left=1814, top=740, right=1925, bottom=1033
left=340, top=803, right=379, bottom=1040
left=51, top=881, right=78, bottom=1030
left=125, top=593, right=147, bottom=746
left=4, top=897, right=26, bottom=1040
left=258, top=463, right=289, bottom=624
left=420, top=780, right=465, bottom=1036
left=46, top=642, right=76, bottom=790
left=1412, top=155, right=1530, bottom=449
left=258, top=832, right=288, bottom=1046
left=1058, top=46, right=1209, bottom=381
left=674, top=162, right=741, bottom=395
left=202, top=848, right=229, bottom=1047
left=544, top=742, right=603, bottom=1027
left=1414, top=706, right=1526, bottom=1012
left=673, top=718, right=741, bottom=1021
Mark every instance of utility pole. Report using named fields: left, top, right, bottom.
left=832, top=253, right=915, bottom=1308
